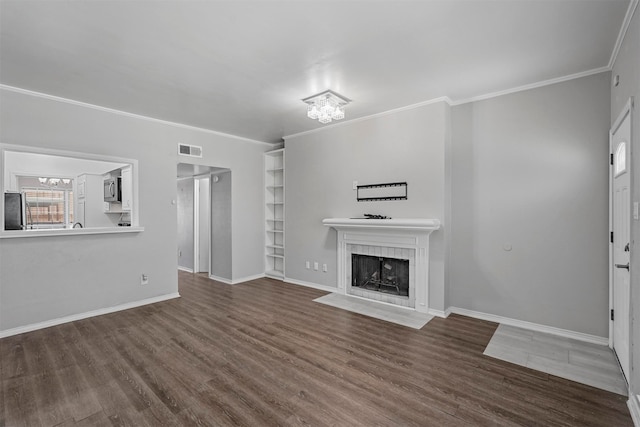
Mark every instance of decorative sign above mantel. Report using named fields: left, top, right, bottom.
left=357, top=182, right=407, bottom=202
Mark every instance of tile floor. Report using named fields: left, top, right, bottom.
left=313, top=293, right=433, bottom=329
left=484, top=324, right=628, bottom=396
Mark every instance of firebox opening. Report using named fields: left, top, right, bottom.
left=351, top=254, right=409, bottom=297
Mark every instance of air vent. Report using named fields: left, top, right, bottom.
left=178, top=143, right=202, bottom=158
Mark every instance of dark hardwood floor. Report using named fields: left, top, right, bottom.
left=1, top=271, right=633, bottom=426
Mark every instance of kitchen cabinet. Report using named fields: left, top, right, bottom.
left=121, top=165, right=132, bottom=211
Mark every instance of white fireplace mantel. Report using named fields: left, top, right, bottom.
left=323, top=218, right=440, bottom=313
left=322, top=218, right=440, bottom=232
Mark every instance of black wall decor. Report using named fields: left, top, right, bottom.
left=357, top=182, right=407, bottom=202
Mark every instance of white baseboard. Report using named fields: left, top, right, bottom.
left=628, top=394, right=640, bottom=426
left=209, top=273, right=266, bottom=285
left=448, top=306, right=608, bottom=346
left=283, top=277, right=339, bottom=293
left=428, top=307, right=451, bottom=318
left=178, top=266, right=193, bottom=273
left=0, top=292, right=181, bottom=339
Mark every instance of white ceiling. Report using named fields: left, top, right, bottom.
left=0, top=1, right=631, bottom=144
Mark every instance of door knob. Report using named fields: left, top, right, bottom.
left=615, top=263, right=630, bottom=271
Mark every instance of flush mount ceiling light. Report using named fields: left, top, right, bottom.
left=302, top=90, right=351, bottom=124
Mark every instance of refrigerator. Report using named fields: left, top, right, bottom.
left=4, top=192, right=25, bottom=230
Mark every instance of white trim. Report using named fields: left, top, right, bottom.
left=193, top=178, right=200, bottom=274
left=209, top=274, right=233, bottom=284
left=628, top=395, right=640, bottom=427
left=178, top=266, right=194, bottom=273
left=284, top=97, right=452, bottom=140
left=450, top=67, right=611, bottom=106
left=610, top=124, right=615, bottom=349
left=284, top=277, right=339, bottom=294
left=0, top=292, right=181, bottom=338
left=0, top=84, right=274, bottom=147
left=449, top=307, right=608, bottom=346
left=209, top=273, right=266, bottom=285
left=0, top=226, right=144, bottom=239
left=234, top=273, right=267, bottom=284
left=609, top=0, right=639, bottom=69
left=428, top=307, right=451, bottom=318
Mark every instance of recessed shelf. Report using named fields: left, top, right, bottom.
left=265, top=148, right=285, bottom=281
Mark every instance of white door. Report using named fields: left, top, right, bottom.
left=611, top=105, right=631, bottom=381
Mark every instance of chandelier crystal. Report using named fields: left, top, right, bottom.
left=303, top=90, right=350, bottom=124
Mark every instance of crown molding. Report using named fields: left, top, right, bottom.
left=284, top=66, right=612, bottom=141
left=283, top=96, right=453, bottom=141
left=0, top=84, right=274, bottom=147
left=609, top=0, right=639, bottom=69
left=450, top=67, right=611, bottom=106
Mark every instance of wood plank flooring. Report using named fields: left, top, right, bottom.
left=1, top=271, right=633, bottom=426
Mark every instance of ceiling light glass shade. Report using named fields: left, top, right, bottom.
left=38, top=177, right=47, bottom=184
left=62, top=178, right=71, bottom=184
left=302, top=90, right=351, bottom=124
left=48, top=178, right=60, bottom=186
left=307, top=104, right=319, bottom=119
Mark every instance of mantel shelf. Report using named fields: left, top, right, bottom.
left=322, top=218, right=440, bottom=233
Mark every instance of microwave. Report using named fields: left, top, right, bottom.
left=104, top=177, right=122, bottom=202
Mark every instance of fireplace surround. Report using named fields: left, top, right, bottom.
left=323, top=218, right=440, bottom=313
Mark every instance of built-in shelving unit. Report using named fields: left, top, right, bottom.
left=264, top=149, right=285, bottom=279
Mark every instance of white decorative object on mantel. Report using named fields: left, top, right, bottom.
left=323, top=218, right=440, bottom=313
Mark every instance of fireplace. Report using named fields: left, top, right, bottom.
left=352, top=254, right=409, bottom=297
left=323, top=217, right=440, bottom=313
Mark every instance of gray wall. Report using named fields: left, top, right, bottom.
left=610, top=4, right=640, bottom=404
left=284, top=101, right=450, bottom=311
left=0, top=88, right=270, bottom=333
left=450, top=72, right=612, bottom=337
left=177, top=178, right=194, bottom=270
left=211, top=171, right=232, bottom=280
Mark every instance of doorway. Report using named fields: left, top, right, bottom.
left=610, top=99, right=633, bottom=382
left=177, top=163, right=231, bottom=280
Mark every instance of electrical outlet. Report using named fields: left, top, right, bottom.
left=322, top=263, right=328, bottom=272
left=313, top=262, right=319, bottom=271
left=141, top=274, right=149, bottom=285
left=305, top=261, right=310, bottom=269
